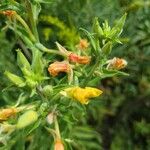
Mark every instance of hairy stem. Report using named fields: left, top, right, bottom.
left=15, top=14, right=36, bottom=42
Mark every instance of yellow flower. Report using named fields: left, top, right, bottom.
left=64, top=87, right=103, bottom=104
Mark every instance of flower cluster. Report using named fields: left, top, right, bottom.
left=1, top=6, right=128, bottom=149
left=48, top=42, right=91, bottom=79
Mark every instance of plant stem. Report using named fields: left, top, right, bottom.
left=25, top=0, right=39, bottom=42
left=54, top=115, right=61, bottom=139
left=15, top=14, right=36, bottom=42
left=36, top=43, right=67, bottom=57
left=82, top=57, right=101, bottom=86
left=18, top=39, right=32, bottom=62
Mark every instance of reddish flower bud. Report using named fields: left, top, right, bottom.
left=1, top=10, right=16, bottom=17
left=54, top=139, right=64, bottom=150
left=69, top=53, right=91, bottom=64
left=48, top=61, right=71, bottom=77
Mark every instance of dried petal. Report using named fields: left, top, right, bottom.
left=48, top=61, right=71, bottom=77
left=107, top=57, right=127, bottom=70
left=69, top=53, right=91, bottom=64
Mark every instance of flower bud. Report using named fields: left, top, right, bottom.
left=42, top=85, right=53, bottom=97
left=69, top=53, right=91, bottom=64
left=4, top=71, right=25, bottom=87
left=76, top=39, right=89, bottom=50
left=48, top=61, right=71, bottom=77
left=107, top=57, right=127, bottom=70
left=56, top=42, right=91, bottom=64
left=17, top=110, right=38, bottom=129
left=1, top=10, right=16, bottom=18
left=54, top=139, right=64, bottom=150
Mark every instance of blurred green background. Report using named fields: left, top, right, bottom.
left=0, top=0, right=150, bottom=149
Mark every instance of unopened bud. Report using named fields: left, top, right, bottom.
left=54, top=139, right=64, bottom=150
left=76, top=39, right=89, bottom=50
left=17, top=110, right=38, bottom=129
left=1, top=10, right=16, bottom=18
left=42, top=85, right=53, bottom=97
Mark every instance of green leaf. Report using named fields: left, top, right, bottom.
left=100, top=69, right=129, bottom=79
left=31, top=49, right=43, bottom=75
left=4, top=71, right=25, bottom=87
left=17, top=49, right=31, bottom=71
left=112, top=13, right=127, bottom=36
left=31, top=2, right=41, bottom=22
left=0, top=2, right=25, bottom=13
left=31, top=0, right=52, bottom=4
left=92, top=17, right=104, bottom=37
left=102, top=41, right=112, bottom=55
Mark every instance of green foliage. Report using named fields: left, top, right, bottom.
left=0, top=0, right=150, bottom=150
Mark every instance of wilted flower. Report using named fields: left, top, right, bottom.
left=54, top=139, right=64, bottom=150
left=76, top=39, right=89, bottom=50
left=0, top=108, right=17, bottom=121
left=1, top=10, right=16, bottom=17
left=69, top=53, right=91, bottom=64
left=48, top=61, right=71, bottom=77
left=56, top=42, right=91, bottom=64
left=107, top=57, right=127, bottom=70
left=46, top=112, right=54, bottom=125
left=62, top=86, right=103, bottom=104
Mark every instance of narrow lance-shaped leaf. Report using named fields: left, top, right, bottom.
left=92, top=17, right=101, bottom=51
left=17, top=49, right=31, bottom=70
left=31, top=48, right=43, bottom=75
left=32, top=2, right=41, bottom=22
left=111, top=13, right=127, bottom=37
left=4, top=71, right=25, bottom=87
left=102, top=41, right=112, bottom=55
left=99, top=69, right=129, bottom=79
left=92, top=17, right=103, bottom=38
